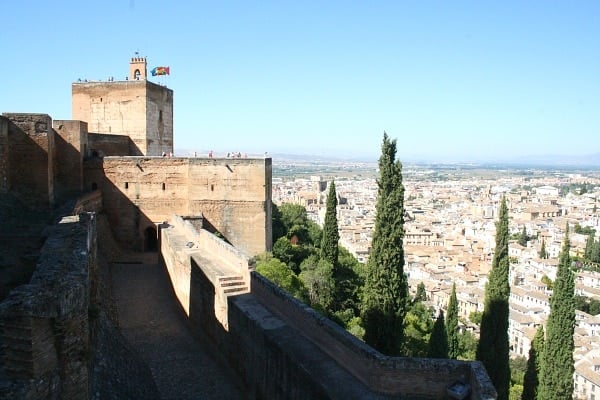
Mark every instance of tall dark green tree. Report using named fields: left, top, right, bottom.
left=521, top=325, right=544, bottom=400
left=446, top=283, right=460, bottom=359
left=518, top=226, right=528, bottom=247
left=539, top=239, right=548, bottom=259
left=321, top=180, right=339, bottom=269
left=360, top=132, right=408, bottom=356
left=428, top=310, right=449, bottom=359
left=539, top=229, right=575, bottom=399
left=414, top=282, right=427, bottom=303
left=584, top=235, right=594, bottom=260
left=477, top=196, right=511, bottom=400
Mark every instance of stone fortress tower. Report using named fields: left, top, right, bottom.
left=72, top=57, right=173, bottom=156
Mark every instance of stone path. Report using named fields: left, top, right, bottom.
left=111, top=253, right=245, bottom=400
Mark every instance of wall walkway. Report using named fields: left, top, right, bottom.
left=111, top=252, right=245, bottom=399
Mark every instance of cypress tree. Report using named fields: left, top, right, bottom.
left=414, top=282, right=427, bottom=303
left=446, top=283, right=460, bottom=359
left=477, top=196, right=511, bottom=400
left=428, top=310, right=449, bottom=359
left=539, top=239, right=547, bottom=259
left=321, top=180, right=339, bottom=269
left=360, top=132, right=408, bottom=355
left=521, top=325, right=544, bottom=400
left=538, top=229, right=575, bottom=399
left=592, top=240, right=600, bottom=263
left=585, top=234, right=595, bottom=261
left=519, top=226, right=528, bottom=247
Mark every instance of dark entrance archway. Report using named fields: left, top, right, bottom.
left=144, top=226, right=158, bottom=252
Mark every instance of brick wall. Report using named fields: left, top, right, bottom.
left=53, top=119, right=88, bottom=200
left=0, top=213, right=96, bottom=399
left=3, top=113, right=55, bottom=207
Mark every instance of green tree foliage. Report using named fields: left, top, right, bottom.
left=446, top=283, right=460, bottom=359
left=539, top=239, right=548, bottom=259
left=522, top=325, right=544, bottom=400
left=255, top=254, right=308, bottom=302
left=469, top=311, right=483, bottom=325
left=360, top=132, right=409, bottom=356
left=574, top=223, right=595, bottom=236
left=541, top=274, right=553, bottom=290
left=272, top=236, right=310, bottom=274
left=574, top=294, right=600, bottom=315
left=592, top=240, right=600, bottom=263
left=331, top=246, right=364, bottom=318
left=510, top=356, right=527, bottom=386
left=477, top=196, right=511, bottom=400
left=585, top=234, right=595, bottom=260
left=414, top=282, right=427, bottom=303
left=428, top=310, right=449, bottom=359
left=458, top=329, right=478, bottom=360
left=271, top=203, right=286, bottom=243
left=539, top=230, right=575, bottom=400
left=402, top=301, right=433, bottom=357
left=518, top=226, right=528, bottom=247
left=279, top=203, right=309, bottom=235
left=299, top=255, right=335, bottom=311
left=321, top=181, right=339, bottom=269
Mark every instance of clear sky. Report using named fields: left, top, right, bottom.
left=1, top=1, right=599, bottom=162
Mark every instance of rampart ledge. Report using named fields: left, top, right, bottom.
left=0, top=213, right=96, bottom=399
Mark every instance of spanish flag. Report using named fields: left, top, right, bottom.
left=151, top=66, right=170, bottom=76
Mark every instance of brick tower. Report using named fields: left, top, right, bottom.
left=72, top=56, right=173, bottom=156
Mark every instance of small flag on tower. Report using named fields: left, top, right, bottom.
left=151, top=66, right=170, bottom=76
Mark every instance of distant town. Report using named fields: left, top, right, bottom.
left=272, top=157, right=600, bottom=399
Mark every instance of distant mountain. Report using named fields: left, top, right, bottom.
left=505, top=153, right=600, bottom=167
left=176, top=148, right=600, bottom=168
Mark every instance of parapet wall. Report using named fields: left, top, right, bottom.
left=160, top=219, right=497, bottom=399
left=0, top=213, right=96, bottom=399
left=251, top=273, right=497, bottom=399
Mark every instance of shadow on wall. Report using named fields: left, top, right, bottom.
left=53, top=131, right=82, bottom=202
left=6, top=119, right=52, bottom=208
left=85, top=167, right=157, bottom=252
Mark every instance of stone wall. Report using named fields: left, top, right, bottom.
left=2, top=113, right=55, bottom=207
left=160, top=221, right=497, bottom=399
left=95, top=157, right=271, bottom=256
left=0, top=213, right=96, bottom=399
left=0, top=116, right=8, bottom=193
left=251, top=273, right=497, bottom=399
left=53, top=120, right=88, bottom=201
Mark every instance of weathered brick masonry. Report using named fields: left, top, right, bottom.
left=0, top=213, right=95, bottom=399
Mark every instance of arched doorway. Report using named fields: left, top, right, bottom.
left=144, top=226, right=158, bottom=252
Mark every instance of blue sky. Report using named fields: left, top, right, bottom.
left=1, top=1, right=599, bottom=162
